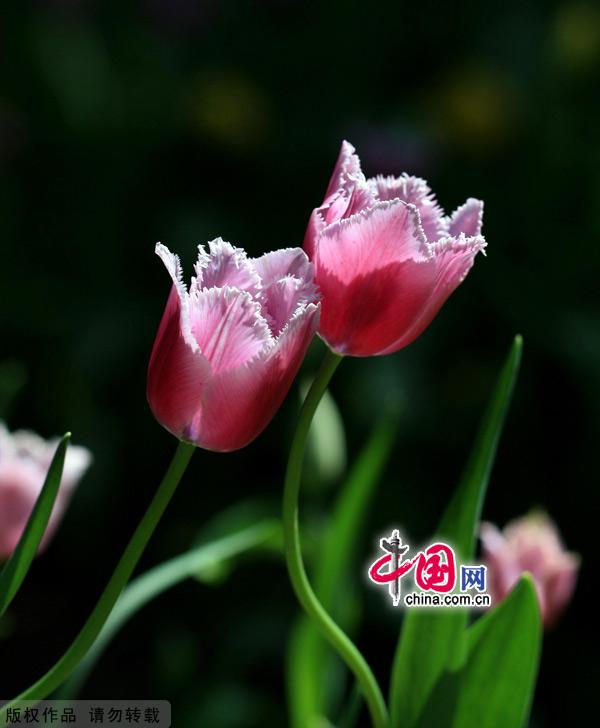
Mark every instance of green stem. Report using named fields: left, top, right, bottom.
left=1, top=440, right=195, bottom=719
left=283, top=350, right=389, bottom=728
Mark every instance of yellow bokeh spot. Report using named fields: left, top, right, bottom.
left=185, top=70, right=270, bottom=150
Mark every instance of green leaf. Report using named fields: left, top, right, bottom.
left=418, top=575, right=541, bottom=728
left=302, top=383, right=347, bottom=490
left=389, top=336, right=523, bottom=728
left=0, top=432, right=70, bottom=619
left=192, top=498, right=282, bottom=583
left=1, top=441, right=196, bottom=715
left=56, top=518, right=278, bottom=700
left=452, top=575, right=541, bottom=728
left=287, top=416, right=397, bottom=728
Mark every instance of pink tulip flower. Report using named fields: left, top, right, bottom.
left=0, top=423, right=92, bottom=560
left=147, top=240, right=320, bottom=452
left=480, top=513, right=579, bottom=627
left=304, top=140, right=487, bottom=356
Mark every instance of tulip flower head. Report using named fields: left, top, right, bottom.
left=0, top=423, right=91, bottom=560
left=304, top=141, right=487, bottom=356
left=147, top=240, right=320, bottom=452
left=480, top=512, right=579, bottom=627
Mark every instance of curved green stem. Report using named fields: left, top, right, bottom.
left=1, top=440, right=195, bottom=720
left=283, top=350, right=389, bottom=728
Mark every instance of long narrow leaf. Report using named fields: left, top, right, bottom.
left=57, top=519, right=278, bottom=699
left=0, top=432, right=70, bottom=618
left=389, top=336, right=523, bottom=727
left=287, top=416, right=396, bottom=728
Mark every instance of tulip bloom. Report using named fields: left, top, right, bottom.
left=147, top=240, right=320, bottom=452
left=480, top=513, right=579, bottom=627
left=0, top=423, right=91, bottom=559
left=304, top=141, right=487, bottom=356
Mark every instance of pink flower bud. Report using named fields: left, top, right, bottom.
left=480, top=513, right=579, bottom=627
left=0, top=423, right=91, bottom=560
left=304, top=141, right=486, bottom=356
left=147, top=240, right=320, bottom=452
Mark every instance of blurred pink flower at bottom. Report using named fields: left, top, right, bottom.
left=0, top=423, right=92, bottom=560
left=480, top=512, right=579, bottom=627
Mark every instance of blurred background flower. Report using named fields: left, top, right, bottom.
left=480, top=512, right=579, bottom=627
left=0, top=423, right=91, bottom=559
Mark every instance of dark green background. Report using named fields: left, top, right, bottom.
left=1, top=0, right=597, bottom=725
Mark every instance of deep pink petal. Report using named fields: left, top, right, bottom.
left=194, top=238, right=261, bottom=295
left=314, top=200, right=440, bottom=356
left=373, top=174, right=446, bottom=242
left=147, top=285, right=212, bottom=440
left=189, top=287, right=272, bottom=374
left=317, top=259, right=436, bottom=356
left=448, top=198, right=484, bottom=237
left=189, top=304, right=320, bottom=451
left=377, top=234, right=486, bottom=355
left=147, top=245, right=212, bottom=440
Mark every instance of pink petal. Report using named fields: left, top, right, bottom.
left=448, top=198, right=484, bottom=237
left=252, top=248, right=312, bottom=287
left=304, top=141, right=376, bottom=258
left=0, top=462, right=44, bottom=558
left=147, top=245, right=212, bottom=440
left=304, top=184, right=377, bottom=258
left=480, top=522, right=507, bottom=555
left=317, top=199, right=430, bottom=285
left=194, top=238, right=261, bottom=295
left=303, top=207, right=326, bottom=260
left=0, top=466, right=38, bottom=524
left=315, top=201, right=437, bottom=356
left=480, top=524, right=522, bottom=604
left=0, top=427, right=92, bottom=559
left=545, top=555, right=579, bottom=626
left=324, top=140, right=364, bottom=199
left=377, top=234, right=486, bottom=355
left=260, top=278, right=304, bottom=336
left=373, top=174, right=446, bottom=242
left=193, top=303, right=320, bottom=451
left=252, top=248, right=318, bottom=336
left=323, top=145, right=376, bottom=223
left=147, top=285, right=212, bottom=440
left=188, top=287, right=272, bottom=374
